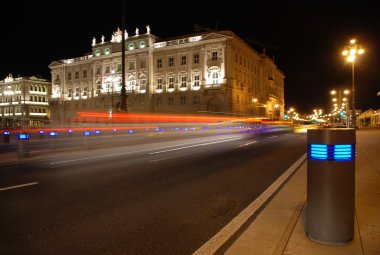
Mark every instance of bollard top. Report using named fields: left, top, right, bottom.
left=307, top=128, right=356, bottom=145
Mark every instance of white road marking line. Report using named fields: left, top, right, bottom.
left=50, top=150, right=145, bottom=165
left=268, top=135, right=278, bottom=139
left=148, top=138, right=242, bottom=154
left=50, top=138, right=241, bottom=165
left=149, top=154, right=187, bottom=162
left=192, top=154, right=307, bottom=255
left=236, top=140, right=257, bottom=148
left=0, top=182, right=39, bottom=191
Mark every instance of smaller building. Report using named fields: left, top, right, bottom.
left=357, top=108, right=380, bottom=128
left=0, top=74, right=51, bottom=128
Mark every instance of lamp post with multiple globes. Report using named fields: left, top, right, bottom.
left=342, top=39, right=364, bottom=129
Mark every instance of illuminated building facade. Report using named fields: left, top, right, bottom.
left=49, top=27, right=284, bottom=122
left=0, top=74, right=51, bottom=128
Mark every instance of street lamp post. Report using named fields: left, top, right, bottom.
left=119, top=0, right=127, bottom=112
left=342, top=39, right=364, bottom=129
left=330, top=89, right=350, bottom=127
left=252, top=98, right=267, bottom=118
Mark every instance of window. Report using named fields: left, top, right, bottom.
left=96, top=66, right=101, bottom=75
left=83, top=86, right=88, bottom=96
left=75, top=87, right=80, bottom=97
left=129, top=80, right=136, bottom=91
left=140, top=58, right=146, bottom=69
left=194, top=74, right=200, bottom=86
left=181, top=55, right=187, bottom=65
left=68, top=72, right=72, bottom=80
left=180, top=95, right=186, bottom=105
left=156, top=97, right=161, bottom=106
left=194, top=53, right=199, bottom=64
left=117, top=64, right=122, bottom=72
left=129, top=60, right=135, bottom=70
left=96, top=83, right=101, bottom=95
left=168, top=77, right=175, bottom=89
left=140, top=78, right=147, bottom=90
left=180, top=76, right=187, bottom=88
left=83, top=70, right=87, bottom=78
left=212, top=72, right=218, bottom=85
left=157, top=58, right=162, bottom=68
left=169, top=57, right=174, bottom=67
left=157, top=78, right=163, bottom=89
left=193, top=96, right=200, bottom=104
left=68, top=88, right=72, bottom=97
left=212, top=51, right=218, bottom=61
left=75, top=72, right=79, bottom=79
left=105, top=66, right=110, bottom=74
left=168, top=96, right=174, bottom=105
left=55, top=74, right=60, bottom=81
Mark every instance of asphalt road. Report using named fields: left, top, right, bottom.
left=0, top=129, right=306, bottom=254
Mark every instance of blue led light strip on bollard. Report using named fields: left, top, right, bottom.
left=333, top=144, right=353, bottom=160
left=309, top=144, right=354, bottom=161
left=310, top=144, right=328, bottom=160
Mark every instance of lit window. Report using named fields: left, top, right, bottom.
left=157, top=78, right=163, bottom=89
left=194, top=74, right=200, bottom=86
left=181, top=76, right=187, bottom=87
left=168, top=77, right=175, bottom=89
left=129, top=79, right=136, bottom=91
left=212, top=72, right=218, bottom=85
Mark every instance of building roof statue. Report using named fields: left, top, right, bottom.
left=112, top=27, right=123, bottom=43
left=135, top=27, right=139, bottom=36
left=92, top=37, right=96, bottom=46
left=146, top=25, right=150, bottom=34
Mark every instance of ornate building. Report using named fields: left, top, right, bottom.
left=49, top=27, right=284, bottom=123
left=0, top=74, right=51, bottom=128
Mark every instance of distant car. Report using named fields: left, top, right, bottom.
left=293, top=123, right=319, bottom=133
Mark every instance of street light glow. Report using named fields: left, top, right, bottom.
left=342, top=38, right=365, bottom=129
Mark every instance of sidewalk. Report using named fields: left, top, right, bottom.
left=224, top=129, right=380, bottom=255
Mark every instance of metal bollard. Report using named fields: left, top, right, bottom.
left=3, top=131, right=10, bottom=143
left=17, top=132, right=30, bottom=158
left=306, top=128, right=356, bottom=244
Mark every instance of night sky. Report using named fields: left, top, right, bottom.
left=1, top=1, right=379, bottom=114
